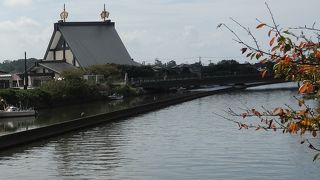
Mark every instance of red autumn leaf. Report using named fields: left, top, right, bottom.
left=298, top=83, right=309, bottom=94
left=256, top=53, right=262, bottom=60
left=298, top=82, right=314, bottom=94
left=269, top=37, right=276, bottom=46
left=271, top=46, right=279, bottom=52
left=256, top=23, right=266, bottom=29
left=254, top=111, right=262, bottom=117
left=268, top=29, right=273, bottom=37
left=241, top=124, right=249, bottom=129
left=241, top=48, right=248, bottom=54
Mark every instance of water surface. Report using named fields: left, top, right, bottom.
left=0, top=85, right=319, bottom=179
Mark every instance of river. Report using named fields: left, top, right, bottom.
left=0, top=83, right=319, bottom=179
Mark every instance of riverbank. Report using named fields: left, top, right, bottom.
left=0, top=86, right=234, bottom=150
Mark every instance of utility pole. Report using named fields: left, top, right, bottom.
left=24, top=52, right=28, bottom=90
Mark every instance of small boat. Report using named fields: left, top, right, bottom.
left=108, top=94, right=124, bottom=100
left=0, top=106, right=36, bottom=118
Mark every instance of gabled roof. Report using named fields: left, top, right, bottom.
left=39, top=61, right=78, bottom=74
left=44, top=20, right=140, bottom=67
left=0, top=70, right=8, bottom=74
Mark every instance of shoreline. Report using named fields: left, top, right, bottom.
left=0, top=86, right=235, bottom=150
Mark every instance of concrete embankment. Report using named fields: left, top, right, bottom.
left=0, top=87, right=234, bottom=150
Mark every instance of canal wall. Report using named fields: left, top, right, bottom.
left=0, top=87, right=234, bottom=150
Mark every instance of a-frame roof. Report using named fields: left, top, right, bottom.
left=44, top=20, right=140, bottom=67
left=39, top=61, right=78, bottom=74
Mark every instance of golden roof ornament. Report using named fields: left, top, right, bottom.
left=60, top=4, right=69, bottom=22
left=100, top=4, right=110, bottom=21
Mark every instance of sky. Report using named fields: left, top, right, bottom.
left=0, top=0, right=319, bottom=65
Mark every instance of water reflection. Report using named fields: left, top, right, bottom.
left=0, top=116, right=35, bottom=135
left=0, top=94, right=174, bottom=135
left=52, top=123, right=125, bottom=178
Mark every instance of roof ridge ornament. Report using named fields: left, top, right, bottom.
left=60, top=4, right=69, bottom=22
left=100, top=4, right=110, bottom=21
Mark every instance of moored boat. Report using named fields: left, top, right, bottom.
left=0, top=106, right=36, bottom=118
left=108, top=94, right=124, bottom=100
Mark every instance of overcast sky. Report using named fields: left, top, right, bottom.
left=0, top=0, right=318, bottom=64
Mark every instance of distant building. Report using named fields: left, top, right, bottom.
left=28, top=12, right=139, bottom=86
left=0, top=70, right=10, bottom=88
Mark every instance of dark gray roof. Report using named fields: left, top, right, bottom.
left=0, top=70, right=8, bottom=74
left=53, top=21, right=139, bottom=67
left=39, top=61, right=78, bottom=74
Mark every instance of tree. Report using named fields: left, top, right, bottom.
left=60, top=69, right=84, bottom=80
left=85, top=64, right=121, bottom=81
left=154, top=58, right=163, bottom=67
left=218, top=2, right=320, bottom=161
left=166, top=60, right=177, bottom=68
left=0, top=58, right=39, bottom=73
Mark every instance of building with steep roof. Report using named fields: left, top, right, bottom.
left=44, top=20, right=138, bottom=67
left=28, top=9, right=139, bottom=86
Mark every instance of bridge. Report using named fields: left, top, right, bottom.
left=131, top=74, right=287, bottom=90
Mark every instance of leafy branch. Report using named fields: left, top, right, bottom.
left=218, top=2, right=320, bottom=161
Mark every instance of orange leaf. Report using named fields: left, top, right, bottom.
left=273, top=108, right=284, bottom=116
left=269, top=37, right=275, bottom=46
left=299, top=83, right=309, bottom=94
left=315, top=50, right=320, bottom=59
left=261, top=70, right=268, bottom=78
left=256, top=23, right=266, bottom=29
left=306, top=84, right=314, bottom=93
left=299, top=42, right=307, bottom=49
left=288, top=123, right=299, bottom=134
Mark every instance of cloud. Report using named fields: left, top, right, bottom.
left=3, top=0, right=33, bottom=7
left=0, top=17, right=50, bottom=60
left=0, top=17, right=39, bottom=31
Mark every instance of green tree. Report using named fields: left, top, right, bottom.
left=60, top=69, right=84, bottom=80
left=86, top=64, right=121, bottom=80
